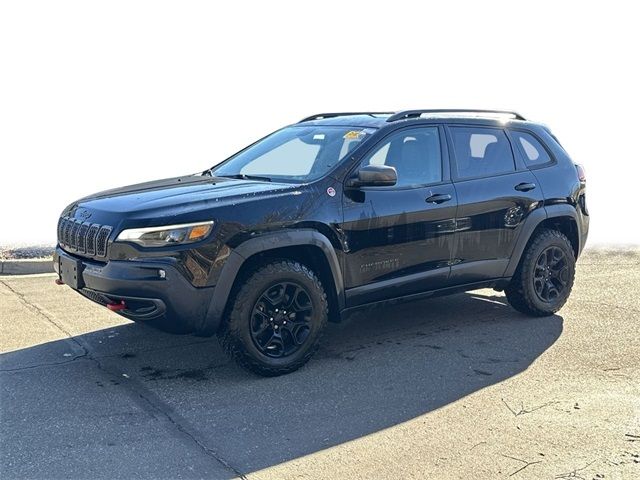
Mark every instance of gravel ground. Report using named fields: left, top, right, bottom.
left=1, top=249, right=639, bottom=479
left=0, top=245, right=55, bottom=260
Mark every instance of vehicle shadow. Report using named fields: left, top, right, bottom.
left=1, top=291, right=563, bottom=478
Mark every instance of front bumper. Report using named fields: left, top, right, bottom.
left=54, top=247, right=214, bottom=332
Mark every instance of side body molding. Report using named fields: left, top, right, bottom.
left=199, top=229, right=345, bottom=335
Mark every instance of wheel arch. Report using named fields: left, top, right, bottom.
left=199, top=230, right=344, bottom=335
left=504, top=205, right=581, bottom=279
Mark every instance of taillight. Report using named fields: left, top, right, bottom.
left=575, top=164, right=586, bottom=182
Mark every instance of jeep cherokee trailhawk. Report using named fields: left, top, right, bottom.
left=54, top=109, right=589, bottom=376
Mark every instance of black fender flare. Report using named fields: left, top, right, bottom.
left=503, top=203, right=579, bottom=278
left=198, top=229, right=345, bottom=335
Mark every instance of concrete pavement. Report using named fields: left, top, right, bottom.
left=1, top=250, right=639, bottom=479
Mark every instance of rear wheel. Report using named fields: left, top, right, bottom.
left=505, top=229, right=575, bottom=316
left=218, top=260, right=328, bottom=376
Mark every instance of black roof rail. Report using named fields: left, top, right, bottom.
left=299, top=112, right=394, bottom=123
left=386, top=109, right=526, bottom=122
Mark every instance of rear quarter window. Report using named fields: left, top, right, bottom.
left=510, top=130, right=553, bottom=167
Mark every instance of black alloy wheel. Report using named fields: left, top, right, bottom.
left=250, top=281, right=313, bottom=357
left=533, top=246, right=570, bottom=303
left=505, top=229, right=576, bottom=317
left=218, top=260, right=328, bottom=376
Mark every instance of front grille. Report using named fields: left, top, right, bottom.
left=85, top=224, right=100, bottom=255
left=95, top=226, right=111, bottom=257
left=76, top=223, right=89, bottom=253
left=57, top=216, right=112, bottom=258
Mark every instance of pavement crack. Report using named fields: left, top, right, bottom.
left=0, top=355, right=89, bottom=372
left=554, top=459, right=596, bottom=479
left=135, top=391, right=249, bottom=480
left=89, top=355, right=247, bottom=479
left=0, top=280, right=245, bottom=478
left=0, top=279, right=90, bottom=358
left=501, top=454, right=542, bottom=477
left=501, top=398, right=559, bottom=417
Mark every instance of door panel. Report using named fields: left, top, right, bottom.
left=447, top=126, right=544, bottom=283
left=342, top=185, right=457, bottom=305
left=451, top=172, right=543, bottom=282
left=339, top=125, right=457, bottom=307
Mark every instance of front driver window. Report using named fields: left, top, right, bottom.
left=362, top=127, right=442, bottom=187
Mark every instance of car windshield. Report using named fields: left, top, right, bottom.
left=211, top=126, right=374, bottom=182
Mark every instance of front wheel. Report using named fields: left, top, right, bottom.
left=218, top=260, right=328, bottom=376
left=505, top=229, right=576, bottom=316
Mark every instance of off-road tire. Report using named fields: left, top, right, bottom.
left=505, top=229, right=576, bottom=317
left=218, top=260, right=328, bottom=376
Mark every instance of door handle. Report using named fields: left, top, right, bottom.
left=426, top=193, right=452, bottom=204
left=514, top=182, right=536, bottom=192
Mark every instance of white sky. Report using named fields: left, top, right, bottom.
left=1, top=1, right=638, bottom=245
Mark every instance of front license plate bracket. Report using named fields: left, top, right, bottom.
left=59, top=255, right=84, bottom=289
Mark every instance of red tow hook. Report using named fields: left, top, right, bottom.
left=55, top=278, right=64, bottom=285
left=107, top=300, right=127, bottom=311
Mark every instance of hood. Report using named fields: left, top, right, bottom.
left=67, top=174, right=300, bottom=221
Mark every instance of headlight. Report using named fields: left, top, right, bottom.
left=116, top=221, right=214, bottom=247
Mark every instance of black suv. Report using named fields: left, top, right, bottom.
left=54, top=109, right=589, bottom=376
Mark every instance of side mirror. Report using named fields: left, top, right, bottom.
left=347, top=164, right=397, bottom=188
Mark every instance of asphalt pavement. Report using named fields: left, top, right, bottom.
left=1, top=249, right=638, bottom=479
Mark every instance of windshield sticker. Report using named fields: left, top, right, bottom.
left=343, top=130, right=367, bottom=140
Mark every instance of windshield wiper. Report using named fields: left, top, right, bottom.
left=215, top=173, right=272, bottom=182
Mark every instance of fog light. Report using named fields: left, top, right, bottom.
left=158, top=269, right=166, bottom=279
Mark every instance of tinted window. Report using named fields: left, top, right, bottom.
left=213, top=126, right=373, bottom=182
left=362, top=127, right=442, bottom=187
left=242, top=138, right=320, bottom=176
left=451, top=127, right=515, bottom=179
left=511, top=131, right=552, bottom=166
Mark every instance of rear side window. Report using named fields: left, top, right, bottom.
left=510, top=130, right=552, bottom=166
left=451, top=127, right=515, bottom=179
